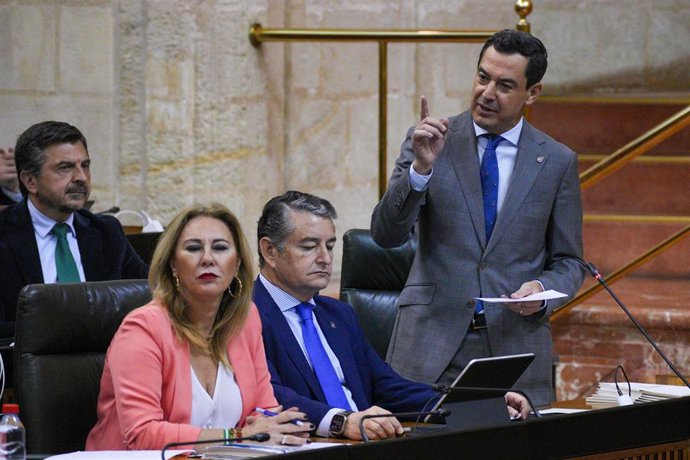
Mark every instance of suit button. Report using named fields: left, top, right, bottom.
left=467, top=300, right=476, bottom=309
left=480, top=263, right=488, bottom=270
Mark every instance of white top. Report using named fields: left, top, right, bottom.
left=190, top=363, right=242, bottom=429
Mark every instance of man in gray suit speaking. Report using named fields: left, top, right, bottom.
left=371, top=29, right=585, bottom=406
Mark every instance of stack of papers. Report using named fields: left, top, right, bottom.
left=202, top=442, right=342, bottom=459
left=203, top=443, right=298, bottom=458
left=586, top=382, right=690, bottom=409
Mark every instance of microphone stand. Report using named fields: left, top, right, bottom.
left=161, top=432, right=270, bottom=460
left=358, top=408, right=451, bottom=443
left=432, top=385, right=541, bottom=418
left=581, top=261, right=690, bottom=389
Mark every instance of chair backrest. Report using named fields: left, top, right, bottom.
left=339, top=229, right=416, bottom=359
left=126, top=231, right=162, bottom=265
left=13, top=279, right=151, bottom=455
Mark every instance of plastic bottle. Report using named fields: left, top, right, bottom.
left=0, top=404, right=25, bottom=460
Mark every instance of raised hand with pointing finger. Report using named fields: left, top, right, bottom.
left=411, top=96, right=449, bottom=175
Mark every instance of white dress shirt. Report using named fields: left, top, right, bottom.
left=28, top=198, right=86, bottom=283
left=258, top=274, right=358, bottom=437
left=409, top=117, right=524, bottom=212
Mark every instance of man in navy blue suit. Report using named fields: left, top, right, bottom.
left=0, top=121, right=149, bottom=338
left=253, top=191, right=528, bottom=440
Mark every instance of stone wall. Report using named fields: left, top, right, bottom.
left=0, top=0, right=688, bottom=284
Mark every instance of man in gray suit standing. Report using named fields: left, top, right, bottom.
left=371, top=29, right=585, bottom=406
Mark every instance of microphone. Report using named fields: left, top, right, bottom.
left=161, top=432, right=270, bottom=460
left=577, top=260, right=690, bottom=389
left=431, top=384, right=541, bottom=418
left=358, top=408, right=450, bottom=442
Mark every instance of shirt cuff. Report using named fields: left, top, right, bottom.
left=535, top=279, right=547, bottom=310
left=408, top=164, right=432, bottom=191
left=317, top=408, right=344, bottom=437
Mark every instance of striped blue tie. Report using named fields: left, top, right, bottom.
left=481, top=135, right=504, bottom=241
left=296, top=302, right=351, bottom=409
left=476, top=135, right=504, bottom=314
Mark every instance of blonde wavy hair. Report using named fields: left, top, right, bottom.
left=148, top=203, right=254, bottom=367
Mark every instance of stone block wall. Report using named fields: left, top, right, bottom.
left=0, top=0, right=688, bottom=285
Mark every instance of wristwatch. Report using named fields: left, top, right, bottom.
left=329, top=410, right=354, bottom=437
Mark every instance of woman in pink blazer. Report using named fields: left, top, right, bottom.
left=87, top=204, right=312, bottom=450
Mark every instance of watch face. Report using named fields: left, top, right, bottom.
left=330, top=414, right=346, bottom=435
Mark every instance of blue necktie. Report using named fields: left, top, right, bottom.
left=476, top=135, right=504, bottom=314
left=481, top=134, right=504, bottom=241
left=50, top=223, right=80, bottom=283
left=296, top=302, right=351, bottom=409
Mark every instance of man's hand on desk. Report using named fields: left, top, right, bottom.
left=344, top=406, right=404, bottom=440
left=505, top=391, right=530, bottom=420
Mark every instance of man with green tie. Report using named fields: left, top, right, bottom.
left=0, top=121, right=149, bottom=338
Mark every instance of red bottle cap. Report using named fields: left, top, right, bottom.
left=1, top=403, right=19, bottom=414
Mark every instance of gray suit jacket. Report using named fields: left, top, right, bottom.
left=371, top=111, right=585, bottom=405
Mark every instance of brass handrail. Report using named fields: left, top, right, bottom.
left=584, top=214, right=690, bottom=224
left=249, top=1, right=533, bottom=198
left=580, top=104, right=690, bottom=189
left=551, top=103, right=690, bottom=320
left=551, top=223, right=690, bottom=322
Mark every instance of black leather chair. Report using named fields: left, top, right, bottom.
left=339, top=229, right=416, bottom=360
left=126, top=231, right=162, bottom=265
left=13, top=279, right=151, bottom=455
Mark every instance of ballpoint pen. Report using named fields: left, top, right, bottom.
left=254, top=407, right=307, bottom=427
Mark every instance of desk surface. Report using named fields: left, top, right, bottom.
left=45, top=397, right=690, bottom=460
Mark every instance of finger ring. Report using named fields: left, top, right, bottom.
left=281, top=435, right=288, bottom=445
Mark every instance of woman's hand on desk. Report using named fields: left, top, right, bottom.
left=244, top=406, right=313, bottom=446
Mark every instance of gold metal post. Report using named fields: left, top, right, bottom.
left=249, top=2, right=531, bottom=198
left=248, top=25, right=495, bottom=198
left=515, top=0, right=533, bottom=33
left=379, top=41, right=388, bottom=199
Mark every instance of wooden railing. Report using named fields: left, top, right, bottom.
left=249, top=1, right=534, bottom=198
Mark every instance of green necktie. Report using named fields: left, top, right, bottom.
left=50, top=223, right=80, bottom=283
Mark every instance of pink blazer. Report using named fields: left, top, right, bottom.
left=86, top=300, right=278, bottom=450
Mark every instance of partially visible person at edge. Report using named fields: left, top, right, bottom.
left=371, top=29, right=585, bottom=406
left=0, top=121, right=148, bottom=339
left=0, top=145, right=21, bottom=207
left=87, top=203, right=311, bottom=450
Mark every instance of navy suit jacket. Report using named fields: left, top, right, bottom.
left=253, top=277, right=438, bottom=426
left=0, top=199, right=149, bottom=337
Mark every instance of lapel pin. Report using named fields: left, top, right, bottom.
left=330, top=321, right=336, bottom=329
left=537, top=156, right=544, bottom=163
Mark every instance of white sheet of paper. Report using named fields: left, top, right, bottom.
left=476, top=289, right=567, bottom=303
